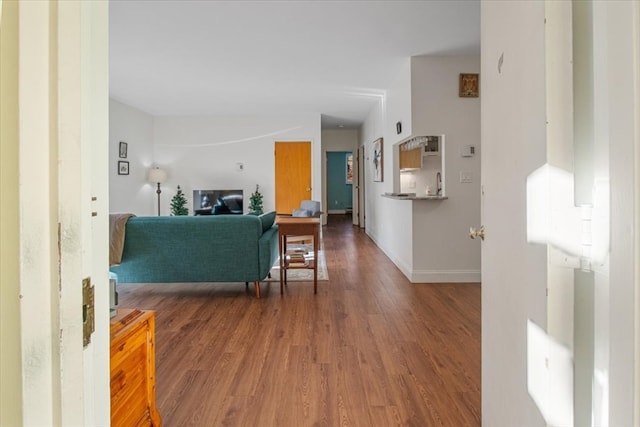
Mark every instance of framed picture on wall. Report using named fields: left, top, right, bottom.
left=459, top=73, right=479, bottom=97
left=118, top=161, right=129, bottom=175
left=372, top=137, right=383, bottom=182
left=345, top=153, right=353, bottom=184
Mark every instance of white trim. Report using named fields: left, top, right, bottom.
left=409, top=269, right=481, bottom=283
left=18, top=1, right=59, bottom=423
left=367, top=230, right=480, bottom=283
left=633, top=1, right=640, bottom=423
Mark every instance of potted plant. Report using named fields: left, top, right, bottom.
left=170, top=185, right=189, bottom=216
left=248, top=184, right=264, bottom=215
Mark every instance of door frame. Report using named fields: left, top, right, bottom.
left=358, top=144, right=366, bottom=228
left=5, top=2, right=111, bottom=425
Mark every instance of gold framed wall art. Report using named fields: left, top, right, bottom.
left=459, top=73, right=479, bottom=98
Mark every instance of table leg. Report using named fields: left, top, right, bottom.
left=279, top=233, right=284, bottom=294
left=313, top=227, right=318, bottom=294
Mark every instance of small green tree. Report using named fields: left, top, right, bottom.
left=249, top=184, right=264, bottom=215
left=170, top=185, right=189, bottom=216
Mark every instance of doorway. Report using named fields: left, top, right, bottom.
left=326, top=151, right=353, bottom=215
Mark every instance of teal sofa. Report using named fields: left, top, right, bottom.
left=109, top=213, right=279, bottom=298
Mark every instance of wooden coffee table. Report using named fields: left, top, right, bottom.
left=275, top=216, right=320, bottom=294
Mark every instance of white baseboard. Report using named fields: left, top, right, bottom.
left=327, top=209, right=347, bottom=214
left=409, top=269, right=481, bottom=283
left=366, top=232, right=480, bottom=283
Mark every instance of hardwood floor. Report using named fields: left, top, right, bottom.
left=117, top=214, right=481, bottom=426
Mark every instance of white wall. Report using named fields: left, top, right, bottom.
left=109, top=99, right=155, bottom=215
left=360, top=59, right=410, bottom=242
left=385, top=57, right=413, bottom=190
left=109, top=102, right=322, bottom=216
left=151, top=114, right=322, bottom=216
left=360, top=98, right=388, bottom=241
left=359, top=55, right=481, bottom=283
left=322, top=128, right=358, bottom=152
left=409, top=56, right=481, bottom=280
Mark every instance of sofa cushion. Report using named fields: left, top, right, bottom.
left=259, top=211, right=276, bottom=233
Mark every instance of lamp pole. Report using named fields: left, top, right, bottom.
left=148, top=166, right=167, bottom=216
left=156, top=182, right=162, bottom=216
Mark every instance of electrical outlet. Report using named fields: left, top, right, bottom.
left=460, top=171, right=472, bottom=183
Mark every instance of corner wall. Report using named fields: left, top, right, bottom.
left=359, top=56, right=481, bottom=283
left=109, top=99, right=155, bottom=215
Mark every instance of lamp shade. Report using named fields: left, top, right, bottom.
left=147, top=167, right=167, bottom=184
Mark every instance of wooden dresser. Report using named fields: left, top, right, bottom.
left=110, top=309, right=161, bottom=427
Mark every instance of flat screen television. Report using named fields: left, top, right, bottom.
left=193, top=189, right=243, bottom=215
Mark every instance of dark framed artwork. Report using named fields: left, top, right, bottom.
left=372, top=137, right=383, bottom=182
left=118, top=161, right=129, bottom=175
left=345, top=153, right=353, bottom=184
left=459, top=73, right=479, bottom=97
left=119, top=141, right=128, bottom=158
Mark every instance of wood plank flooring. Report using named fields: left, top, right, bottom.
left=117, top=214, right=481, bottom=426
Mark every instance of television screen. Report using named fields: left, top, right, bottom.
left=193, top=189, right=243, bottom=215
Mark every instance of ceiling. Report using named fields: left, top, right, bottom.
left=109, top=1, right=480, bottom=129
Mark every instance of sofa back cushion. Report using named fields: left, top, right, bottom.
left=259, top=211, right=276, bottom=233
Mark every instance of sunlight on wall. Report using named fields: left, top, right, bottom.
left=526, top=163, right=609, bottom=269
left=527, top=319, right=573, bottom=426
left=526, top=164, right=582, bottom=258
left=526, top=163, right=611, bottom=425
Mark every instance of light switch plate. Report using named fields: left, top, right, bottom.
left=460, top=171, right=472, bottom=183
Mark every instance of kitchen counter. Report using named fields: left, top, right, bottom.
left=382, top=193, right=448, bottom=200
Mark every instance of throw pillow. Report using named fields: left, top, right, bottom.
left=259, top=211, right=276, bottom=233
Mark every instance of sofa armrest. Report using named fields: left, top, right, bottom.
left=258, top=225, right=279, bottom=279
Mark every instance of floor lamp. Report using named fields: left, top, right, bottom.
left=148, top=167, right=167, bottom=216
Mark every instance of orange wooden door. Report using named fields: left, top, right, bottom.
left=274, top=141, right=311, bottom=215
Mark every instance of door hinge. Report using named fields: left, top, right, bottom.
left=83, top=277, right=95, bottom=347
left=526, top=164, right=610, bottom=273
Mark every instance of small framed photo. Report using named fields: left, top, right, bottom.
left=372, top=137, right=383, bottom=182
left=345, top=153, right=353, bottom=184
left=459, top=73, right=479, bottom=98
left=118, top=161, right=129, bottom=175
left=119, top=141, right=128, bottom=158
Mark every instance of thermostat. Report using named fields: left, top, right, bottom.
left=461, top=145, right=475, bottom=157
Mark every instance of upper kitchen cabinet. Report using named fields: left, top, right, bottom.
left=399, top=145, right=422, bottom=170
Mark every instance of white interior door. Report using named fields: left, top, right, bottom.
left=16, top=2, right=110, bottom=425
left=480, top=2, right=549, bottom=426
left=56, top=1, right=111, bottom=424
left=81, top=1, right=111, bottom=423
left=482, top=1, right=639, bottom=426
